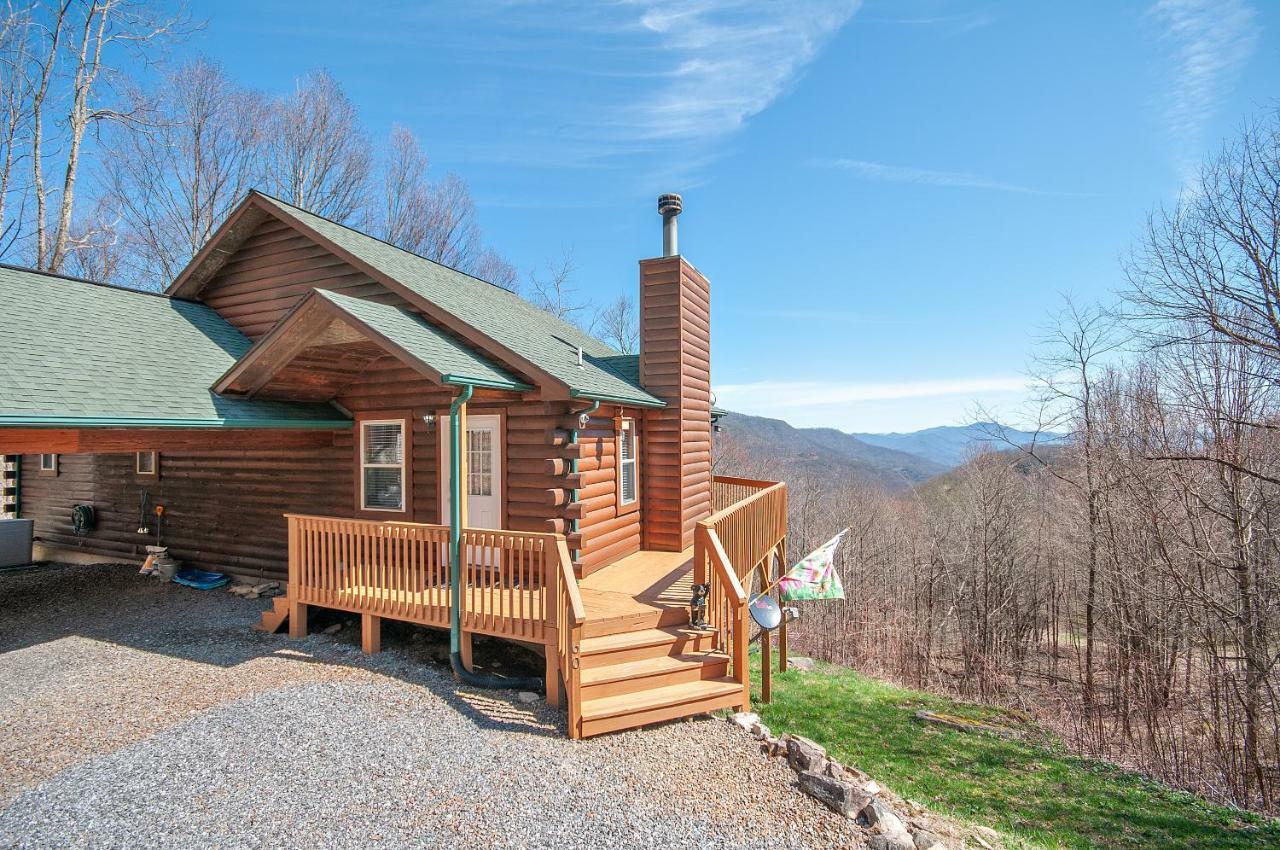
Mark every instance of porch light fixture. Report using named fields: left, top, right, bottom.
left=577, top=411, right=591, bottom=429
left=422, top=413, right=436, bottom=428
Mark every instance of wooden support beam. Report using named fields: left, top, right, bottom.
left=288, top=601, right=308, bottom=638
left=362, top=613, right=381, bottom=655
left=0, top=427, right=341, bottom=454
left=459, top=629, right=473, bottom=672
left=544, top=636, right=561, bottom=709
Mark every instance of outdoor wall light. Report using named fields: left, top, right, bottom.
left=422, top=414, right=436, bottom=428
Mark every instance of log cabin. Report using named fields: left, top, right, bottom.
left=0, top=191, right=787, bottom=738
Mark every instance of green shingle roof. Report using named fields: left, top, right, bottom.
left=0, top=265, right=351, bottom=428
left=253, top=193, right=664, bottom=408
left=313, top=290, right=531, bottom=391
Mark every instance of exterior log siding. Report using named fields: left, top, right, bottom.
left=20, top=448, right=348, bottom=582
left=17, top=213, right=656, bottom=579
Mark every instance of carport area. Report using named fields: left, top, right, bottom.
left=0, top=562, right=859, bottom=849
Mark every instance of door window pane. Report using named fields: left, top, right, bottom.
left=468, top=428, right=492, bottom=496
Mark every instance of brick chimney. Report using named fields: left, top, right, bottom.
left=639, top=193, right=712, bottom=551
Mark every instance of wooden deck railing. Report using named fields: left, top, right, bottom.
left=285, top=514, right=565, bottom=643
left=551, top=536, right=586, bottom=738
left=695, top=476, right=789, bottom=706
left=706, top=476, right=788, bottom=584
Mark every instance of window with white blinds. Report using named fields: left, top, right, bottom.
left=618, top=418, right=638, bottom=506
left=361, top=420, right=406, bottom=511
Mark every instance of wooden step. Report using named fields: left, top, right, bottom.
left=252, top=597, right=290, bottom=634
left=579, top=677, right=745, bottom=737
left=580, top=651, right=731, bottom=698
left=579, top=626, right=716, bottom=667
left=582, top=603, right=689, bottom=638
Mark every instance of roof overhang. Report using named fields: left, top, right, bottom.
left=214, top=289, right=533, bottom=398
left=170, top=192, right=568, bottom=399
left=568, top=389, right=666, bottom=409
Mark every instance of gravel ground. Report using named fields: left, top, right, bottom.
left=0, top=563, right=864, bottom=849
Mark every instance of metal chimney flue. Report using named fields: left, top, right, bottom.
left=658, top=193, right=682, bottom=257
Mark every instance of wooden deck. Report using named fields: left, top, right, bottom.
left=267, top=476, right=788, bottom=738
left=579, top=548, right=694, bottom=638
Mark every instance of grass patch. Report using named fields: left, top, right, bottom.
left=749, top=654, right=1277, bottom=849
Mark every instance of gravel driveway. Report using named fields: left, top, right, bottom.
left=0, top=563, right=863, bottom=849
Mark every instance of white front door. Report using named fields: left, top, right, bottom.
left=440, top=414, right=502, bottom=529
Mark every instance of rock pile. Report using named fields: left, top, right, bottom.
left=228, top=581, right=282, bottom=600
left=729, top=712, right=967, bottom=850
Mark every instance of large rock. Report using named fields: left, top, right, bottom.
left=784, top=735, right=827, bottom=773
left=797, top=770, right=871, bottom=818
left=729, top=712, right=760, bottom=733
left=912, top=829, right=943, bottom=849
left=862, top=799, right=914, bottom=849
left=867, top=835, right=914, bottom=850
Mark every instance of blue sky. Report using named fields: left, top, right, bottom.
left=188, top=0, right=1277, bottom=432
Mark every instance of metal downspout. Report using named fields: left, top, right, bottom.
left=568, top=400, right=601, bottom=563
left=448, top=384, right=543, bottom=692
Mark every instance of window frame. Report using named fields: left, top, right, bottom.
left=135, top=451, right=158, bottom=478
left=615, top=414, right=640, bottom=516
left=355, top=412, right=413, bottom=517
left=39, top=453, right=58, bottom=476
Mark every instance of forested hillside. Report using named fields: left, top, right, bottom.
left=718, top=111, right=1280, bottom=816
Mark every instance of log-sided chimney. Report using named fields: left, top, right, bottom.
left=638, top=193, right=712, bottom=551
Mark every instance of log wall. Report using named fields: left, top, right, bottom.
left=11, top=212, right=642, bottom=580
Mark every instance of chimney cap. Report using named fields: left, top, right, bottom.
left=657, top=193, right=683, bottom=216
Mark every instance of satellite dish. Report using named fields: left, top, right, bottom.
left=749, top=593, right=782, bottom=631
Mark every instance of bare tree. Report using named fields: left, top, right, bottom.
left=373, top=126, right=478, bottom=265
left=263, top=69, right=371, bottom=221
left=592, top=292, right=638, bottom=352
left=0, top=2, right=35, bottom=254
left=60, top=196, right=121, bottom=281
left=1126, top=110, right=1280, bottom=365
left=24, top=0, right=68, bottom=269
left=49, top=0, right=186, bottom=272
left=469, top=246, right=518, bottom=291
left=99, top=58, right=265, bottom=288
left=528, top=249, right=588, bottom=324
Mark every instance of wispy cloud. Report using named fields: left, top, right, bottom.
left=622, top=1, right=862, bottom=141
left=714, top=377, right=1035, bottom=432
left=819, top=158, right=1048, bottom=194
left=1149, top=0, right=1257, bottom=149
left=716, top=377, right=1030, bottom=408
left=866, top=10, right=995, bottom=34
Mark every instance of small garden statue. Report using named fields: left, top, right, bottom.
left=690, top=583, right=710, bottom=629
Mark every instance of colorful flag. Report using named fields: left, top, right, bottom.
left=778, top=529, right=848, bottom=601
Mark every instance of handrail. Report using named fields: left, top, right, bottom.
left=555, top=538, right=586, bottom=626
left=703, top=526, right=746, bottom=604
left=553, top=536, right=585, bottom=738
left=705, top=479, right=785, bottom=526
left=696, top=476, right=789, bottom=713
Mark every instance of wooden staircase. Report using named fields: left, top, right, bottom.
left=574, top=607, right=745, bottom=738
left=253, top=597, right=290, bottom=633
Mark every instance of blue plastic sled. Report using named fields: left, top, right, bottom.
left=172, top=568, right=230, bottom=590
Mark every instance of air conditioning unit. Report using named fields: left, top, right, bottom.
left=0, top=518, right=34, bottom=568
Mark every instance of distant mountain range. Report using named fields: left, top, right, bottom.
left=850, top=423, right=1067, bottom=468
left=716, top=413, right=1066, bottom=492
